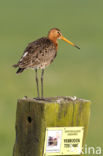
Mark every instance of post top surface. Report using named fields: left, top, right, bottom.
left=18, top=96, right=91, bottom=105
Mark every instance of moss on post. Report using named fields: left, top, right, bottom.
left=13, top=96, right=91, bottom=156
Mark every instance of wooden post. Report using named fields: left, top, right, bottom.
left=13, top=96, right=91, bottom=156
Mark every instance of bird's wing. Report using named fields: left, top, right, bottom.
left=18, top=42, right=40, bottom=68
left=17, top=38, right=56, bottom=68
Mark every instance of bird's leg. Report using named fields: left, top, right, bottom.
left=35, top=69, right=40, bottom=98
left=41, top=69, right=45, bottom=99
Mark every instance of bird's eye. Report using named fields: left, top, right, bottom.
left=57, top=31, right=61, bottom=35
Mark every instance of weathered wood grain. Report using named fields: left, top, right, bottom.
left=13, top=96, right=91, bottom=156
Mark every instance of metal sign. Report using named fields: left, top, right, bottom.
left=43, top=127, right=84, bottom=155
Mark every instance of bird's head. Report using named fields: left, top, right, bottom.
left=48, top=28, right=80, bottom=49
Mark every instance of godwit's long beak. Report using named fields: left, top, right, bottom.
left=60, top=36, right=80, bottom=49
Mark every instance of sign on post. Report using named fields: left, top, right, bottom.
left=43, top=127, right=84, bottom=155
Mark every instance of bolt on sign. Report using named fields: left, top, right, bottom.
left=43, top=127, right=84, bottom=155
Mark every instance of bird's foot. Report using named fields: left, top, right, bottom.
left=41, top=97, right=52, bottom=102
left=34, top=97, right=52, bottom=102
left=34, top=97, right=41, bottom=100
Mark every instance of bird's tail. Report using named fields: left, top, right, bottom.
left=12, top=64, right=25, bottom=74
left=12, top=64, right=18, bottom=68
left=16, top=68, right=25, bottom=74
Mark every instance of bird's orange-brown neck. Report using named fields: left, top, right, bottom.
left=48, top=34, right=58, bottom=50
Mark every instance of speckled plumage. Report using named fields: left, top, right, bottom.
left=13, top=37, right=57, bottom=73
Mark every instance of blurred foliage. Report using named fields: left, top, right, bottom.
left=0, top=0, right=103, bottom=155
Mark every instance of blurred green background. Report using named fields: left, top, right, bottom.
left=0, top=0, right=103, bottom=155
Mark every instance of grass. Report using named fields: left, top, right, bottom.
left=0, top=0, right=103, bottom=155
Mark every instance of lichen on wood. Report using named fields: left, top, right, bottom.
left=13, top=96, right=91, bottom=156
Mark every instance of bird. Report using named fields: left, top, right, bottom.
left=13, top=28, right=80, bottom=99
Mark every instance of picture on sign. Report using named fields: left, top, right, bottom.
left=46, top=130, right=62, bottom=153
left=44, top=127, right=84, bottom=155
